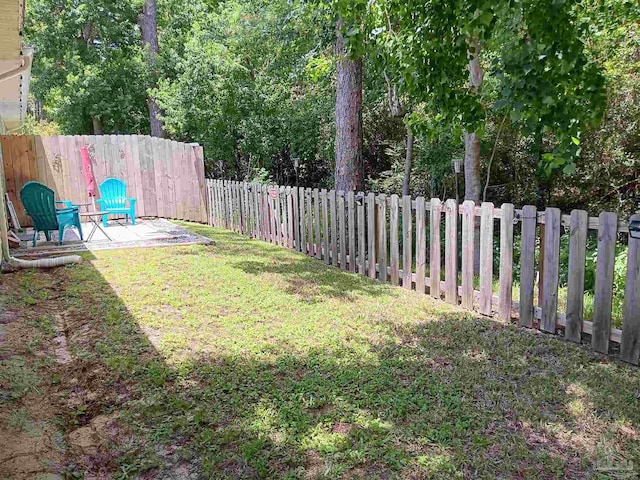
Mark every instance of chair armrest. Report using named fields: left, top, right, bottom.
left=56, top=200, right=74, bottom=209
left=56, top=207, right=79, bottom=214
left=96, top=199, right=105, bottom=207
left=125, top=197, right=137, bottom=206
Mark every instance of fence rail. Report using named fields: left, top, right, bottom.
left=207, top=179, right=640, bottom=365
left=1, top=134, right=208, bottom=226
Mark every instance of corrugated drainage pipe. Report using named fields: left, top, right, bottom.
left=9, top=255, right=82, bottom=269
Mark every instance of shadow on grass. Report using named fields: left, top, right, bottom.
left=2, top=230, right=640, bottom=479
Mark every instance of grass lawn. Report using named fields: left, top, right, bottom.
left=1, top=223, right=639, bottom=479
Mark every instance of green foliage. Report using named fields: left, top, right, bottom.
left=25, top=0, right=150, bottom=133
left=371, top=0, right=607, bottom=174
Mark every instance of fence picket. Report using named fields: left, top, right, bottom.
left=541, top=208, right=561, bottom=333
left=621, top=214, right=640, bottom=364
left=338, top=192, right=346, bottom=269
left=368, top=193, right=377, bottom=279
left=402, top=195, right=413, bottom=289
left=430, top=198, right=442, bottom=298
left=461, top=200, right=475, bottom=309
left=479, top=202, right=494, bottom=315
left=313, top=189, right=321, bottom=259
left=499, top=203, right=514, bottom=320
left=378, top=194, right=388, bottom=282
left=445, top=199, right=458, bottom=304
left=321, top=189, right=330, bottom=264
left=519, top=205, right=537, bottom=328
left=330, top=190, right=338, bottom=266
left=270, top=186, right=277, bottom=243
left=415, top=197, right=427, bottom=294
left=348, top=191, right=356, bottom=272
left=565, top=209, right=588, bottom=342
left=357, top=192, right=366, bottom=275
left=306, top=188, right=313, bottom=254
left=592, top=212, right=617, bottom=353
left=298, top=187, right=305, bottom=252
left=288, top=187, right=295, bottom=249
left=390, top=194, right=400, bottom=286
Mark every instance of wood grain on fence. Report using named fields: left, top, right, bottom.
left=415, top=197, right=427, bottom=295
left=429, top=198, right=441, bottom=298
left=402, top=195, right=413, bottom=289
left=368, top=193, right=377, bottom=279
left=479, top=202, right=494, bottom=315
left=461, top=200, right=475, bottom=309
left=565, top=209, right=588, bottom=342
left=541, top=208, right=561, bottom=333
left=445, top=199, right=458, bottom=304
left=390, top=194, right=400, bottom=286
left=592, top=212, right=617, bottom=353
left=519, top=205, right=537, bottom=328
left=499, top=204, right=514, bottom=321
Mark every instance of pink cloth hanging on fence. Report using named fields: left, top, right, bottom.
left=80, top=146, right=96, bottom=197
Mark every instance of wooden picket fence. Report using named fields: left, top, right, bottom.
left=207, top=179, right=640, bottom=365
left=1, top=134, right=208, bottom=227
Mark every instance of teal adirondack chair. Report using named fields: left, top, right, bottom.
left=20, top=181, right=83, bottom=246
left=97, top=178, right=137, bottom=227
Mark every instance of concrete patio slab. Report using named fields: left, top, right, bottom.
left=11, top=219, right=212, bottom=257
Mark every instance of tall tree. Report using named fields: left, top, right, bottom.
left=139, top=0, right=165, bottom=137
left=373, top=0, right=606, bottom=201
left=334, top=18, right=364, bottom=192
left=25, top=0, right=149, bottom=134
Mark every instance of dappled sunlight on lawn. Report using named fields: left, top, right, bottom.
left=1, top=224, right=639, bottom=479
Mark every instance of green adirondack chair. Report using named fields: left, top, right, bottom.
left=20, top=181, right=83, bottom=246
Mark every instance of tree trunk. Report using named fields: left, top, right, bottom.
left=334, top=19, right=363, bottom=192
left=465, top=40, right=484, bottom=273
left=463, top=132, right=482, bottom=202
left=402, top=128, right=414, bottom=196
left=139, top=0, right=165, bottom=138
left=463, top=40, right=484, bottom=203
left=92, top=116, right=104, bottom=135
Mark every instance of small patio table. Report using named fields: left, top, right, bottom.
left=80, top=211, right=113, bottom=242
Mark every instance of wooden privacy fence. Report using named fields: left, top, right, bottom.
left=1, top=134, right=208, bottom=226
left=207, top=179, right=640, bottom=365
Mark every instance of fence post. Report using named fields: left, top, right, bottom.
left=429, top=198, right=442, bottom=298
left=565, top=209, right=588, bottom=342
left=592, top=212, right=617, bottom=353
left=621, top=214, right=640, bottom=364
left=461, top=200, right=475, bottom=309
left=498, top=203, right=514, bottom=320
left=541, top=208, right=561, bottom=333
